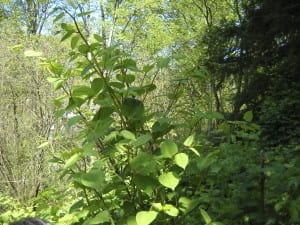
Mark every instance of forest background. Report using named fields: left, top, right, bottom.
left=0, top=0, right=299, bottom=225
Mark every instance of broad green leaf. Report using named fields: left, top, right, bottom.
left=158, top=172, right=179, bottom=190
left=68, top=115, right=82, bottom=127
left=200, top=208, right=212, bottom=224
left=24, top=50, right=42, bottom=57
left=143, top=64, right=154, bottom=73
left=93, top=34, right=103, bottom=42
left=157, top=57, right=170, bottom=68
left=61, top=31, right=74, bottom=42
left=127, top=216, right=138, bottom=225
left=174, top=153, right=189, bottom=169
left=184, top=134, right=195, bottom=147
left=69, top=199, right=84, bottom=213
left=123, top=58, right=138, bottom=71
left=136, top=211, right=158, bottom=225
left=47, top=62, right=64, bottom=75
left=55, top=109, right=65, bottom=118
left=116, top=74, right=136, bottom=84
left=79, top=168, right=105, bottom=190
left=179, top=197, right=199, bottom=214
left=243, top=111, right=253, bottom=122
left=64, top=153, right=81, bottom=169
left=134, top=175, right=158, bottom=196
left=163, top=204, right=179, bottom=217
left=130, top=152, right=157, bottom=175
left=160, top=140, right=178, bottom=158
left=83, top=210, right=110, bottom=224
left=91, top=78, right=104, bottom=93
left=72, top=85, right=93, bottom=98
left=132, top=134, right=152, bottom=147
left=93, top=117, right=114, bottom=138
left=78, top=44, right=89, bottom=54
left=71, top=35, right=80, bottom=49
left=151, top=203, right=163, bottom=211
left=61, top=23, right=74, bottom=31
left=53, top=12, right=65, bottom=23
left=120, top=130, right=136, bottom=140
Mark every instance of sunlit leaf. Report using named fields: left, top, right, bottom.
left=160, top=140, right=178, bottom=158
left=200, top=208, right=212, bottom=224
left=136, top=211, right=158, bottom=225
left=120, top=130, right=136, bottom=140
left=158, top=172, right=179, bottom=190
left=174, top=153, right=189, bottom=169
left=24, top=50, right=42, bottom=57
left=64, top=153, right=81, bottom=169
left=184, top=134, right=195, bottom=147
left=179, top=197, right=199, bottom=214
left=132, top=134, right=152, bottom=147
left=163, top=204, right=179, bottom=217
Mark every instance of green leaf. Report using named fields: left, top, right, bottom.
left=136, top=211, right=158, bottom=225
left=91, top=78, right=104, bottom=94
left=71, top=35, right=80, bottom=49
left=55, top=109, right=65, bottom=118
left=143, top=64, right=154, bottom=73
left=200, top=208, right=212, bottom=224
left=69, top=199, right=84, bottom=213
left=243, top=111, right=253, bottom=122
left=188, top=147, right=200, bottom=156
left=160, top=140, right=178, bottom=158
left=78, top=11, right=93, bottom=17
left=68, top=115, right=82, bottom=127
left=61, top=31, right=74, bottom=42
left=61, top=23, right=74, bottom=31
left=93, top=117, right=114, bottom=138
left=37, top=142, right=49, bottom=149
left=130, top=152, right=157, bottom=175
left=72, top=85, right=93, bottom=98
left=93, top=34, right=103, bottom=42
left=174, top=153, right=189, bottom=169
left=163, top=204, right=179, bottom=217
left=132, top=134, right=152, bottom=147
left=184, top=134, right=195, bottom=147
left=116, top=74, right=136, bottom=84
left=53, top=12, right=65, bottom=23
left=158, top=172, right=179, bottom=190
left=79, top=168, right=105, bottom=190
left=83, top=210, right=110, bottom=224
left=179, top=197, right=199, bottom=214
left=120, top=130, right=136, bottom=140
left=127, top=216, right=138, bottom=225
left=151, top=203, right=163, bottom=211
left=197, top=152, right=217, bottom=171
left=157, top=57, right=170, bottom=68
left=64, top=153, right=81, bottom=169
left=24, top=50, right=42, bottom=57
left=78, top=44, right=89, bottom=54
left=47, top=62, right=64, bottom=75
left=134, top=175, right=158, bottom=196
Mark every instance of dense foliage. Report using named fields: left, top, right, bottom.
left=0, top=0, right=299, bottom=225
